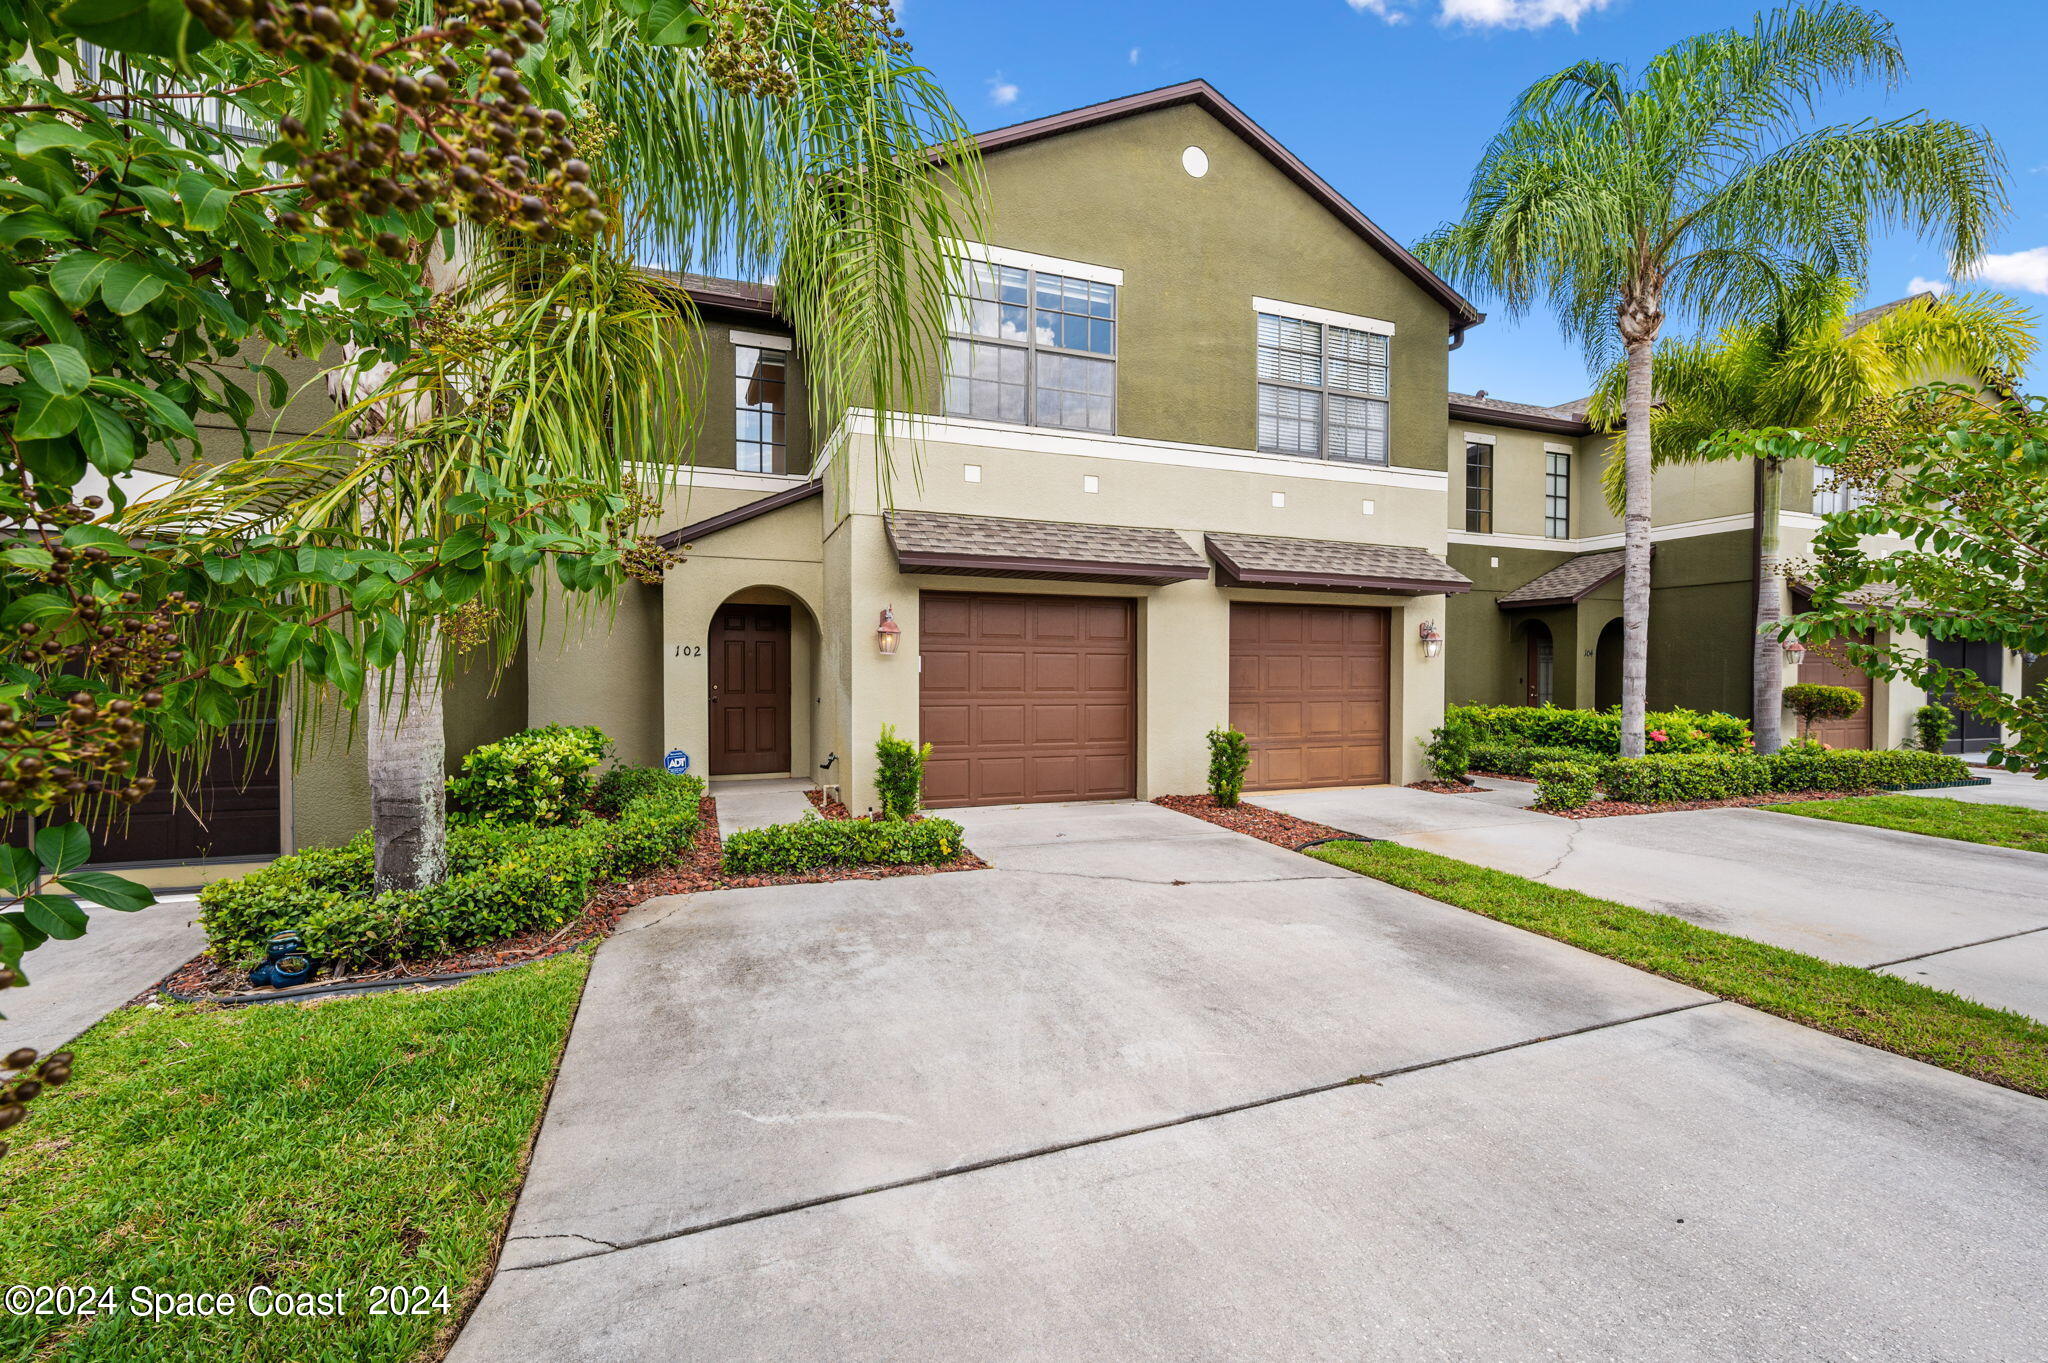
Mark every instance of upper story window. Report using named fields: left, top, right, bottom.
left=944, top=261, right=1116, bottom=432
left=1256, top=311, right=1390, bottom=464
left=1544, top=447, right=1571, bottom=539
left=1464, top=441, right=1494, bottom=533
left=75, top=43, right=266, bottom=144
left=735, top=344, right=788, bottom=473
left=1811, top=468, right=1870, bottom=516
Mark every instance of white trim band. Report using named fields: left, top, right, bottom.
left=945, top=239, right=1124, bottom=286
left=1447, top=509, right=1829, bottom=553
left=729, top=329, right=793, bottom=350
left=1252, top=295, right=1396, bottom=337
left=841, top=410, right=1447, bottom=492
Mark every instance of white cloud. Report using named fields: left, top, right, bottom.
left=986, top=74, right=1019, bottom=107
left=1128, top=46, right=1141, bottom=65
left=1907, top=276, right=1951, bottom=297
left=1963, top=247, right=2048, bottom=296
left=1347, top=0, right=1616, bottom=28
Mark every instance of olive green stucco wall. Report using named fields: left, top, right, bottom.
left=680, top=312, right=813, bottom=476
left=964, top=103, right=1453, bottom=471
left=1644, top=533, right=1756, bottom=718
left=1445, top=545, right=1574, bottom=704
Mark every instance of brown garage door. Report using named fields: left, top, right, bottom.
left=919, top=593, right=1136, bottom=808
left=1230, top=603, right=1389, bottom=791
left=1798, top=633, right=1874, bottom=749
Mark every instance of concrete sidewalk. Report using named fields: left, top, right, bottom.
left=709, top=777, right=816, bottom=836
left=453, top=798, right=2048, bottom=1362
left=3, top=893, right=203, bottom=1053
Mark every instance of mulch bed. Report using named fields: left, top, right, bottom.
left=155, top=793, right=986, bottom=1004
left=1151, top=794, right=1364, bottom=851
left=1543, top=787, right=1879, bottom=820
left=805, top=787, right=851, bottom=819
left=1407, top=780, right=1478, bottom=794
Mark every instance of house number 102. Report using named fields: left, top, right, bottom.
left=673, top=645, right=702, bottom=657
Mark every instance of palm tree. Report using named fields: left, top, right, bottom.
left=1416, top=2, right=2006, bottom=757
left=127, top=0, right=983, bottom=890
left=1585, top=273, right=2034, bottom=752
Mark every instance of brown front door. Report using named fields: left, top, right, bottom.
left=1230, top=603, right=1389, bottom=791
left=919, top=592, right=1136, bottom=808
left=710, top=604, right=791, bottom=775
left=1797, top=633, right=1874, bottom=749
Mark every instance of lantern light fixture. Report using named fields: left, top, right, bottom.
left=1781, top=638, right=1807, bottom=665
left=1419, top=619, right=1444, bottom=659
left=877, top=606, right=902, bottom=656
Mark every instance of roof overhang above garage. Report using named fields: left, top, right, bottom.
left=887, top=510, right=1211, bottom=586
left=1204, top=531, right=1472, bottom=595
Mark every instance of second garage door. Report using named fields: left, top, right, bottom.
left=920, top=593, right=1136, bottom=808
left=1230, top=602, right=1390, bottom=791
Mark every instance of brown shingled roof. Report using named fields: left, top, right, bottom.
left=886, top=510, right=1210, bottom=585
left=1497, top=551, right=1624, bottom=609
left=1204, top=532, right=1471, bottom=595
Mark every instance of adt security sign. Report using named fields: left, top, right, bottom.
left=664, top=749, right=691, bottom=776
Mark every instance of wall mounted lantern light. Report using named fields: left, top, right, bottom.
left=1781, top=638, right=1807, bottom=667
left=877, top=606, right=902, bottom=656
left=1419, top=619, right=1444, bottom=659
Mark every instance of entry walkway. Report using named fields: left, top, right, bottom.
left=453, top=798, right=2048, bottom=1362
left=708, top=777, right=815, bottom=836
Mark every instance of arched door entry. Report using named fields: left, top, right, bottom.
left=709, top=603, right=791, bottom=775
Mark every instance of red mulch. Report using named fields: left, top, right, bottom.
left=805, top=787, right=851, bottom=819
left=154, top=793, right=985, bottom=1003
left=1151, top=794, right=1365, bottom=851
left=1407, top=780, right=1478, bottom=794
left=1544, top=787, right=1879, bottom=820
left=1471, top=770, right=1535, bottom=783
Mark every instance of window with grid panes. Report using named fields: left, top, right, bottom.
left=944, top=262, right=1115, bottom=431
left=1256, top=313, right=1389, bottom=463
left=1545, top=448, right=1571, bottom=538
left=1465, top=441, right=1493, bottom=533
left=735, top=345, right=788, bottom=473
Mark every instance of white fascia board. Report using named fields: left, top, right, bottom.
left=1252, top=295, right=1395, bottom=337
left=1462, top=431, right=1497, bottom=446
left=841, top=410, right=1448, bottom=492
left=629, top=464, right=812, bottom=494
left=944, top=239, right=1123, bottom=286
left=1449, top=510, right=1818, bottom=554
left=1543, top=441, right=1574, bottom=454
left=729, top=328, right=793, bottom=350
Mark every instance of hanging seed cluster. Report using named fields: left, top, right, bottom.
left=0, top=1048, right=74, bottom=1161
left=0, top=499, right=177, bottom=813
left=182, top=0, right=601, bottom=264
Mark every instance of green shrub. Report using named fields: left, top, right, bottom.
left=1448, top=703, right=1752, bottom=755
left=1914, top=703, right=1956, bottom=754
left=1422, top=715, right=1476, bottom=783
left=875, top=724, right=931, bottom=820
left=447, top=724, right=612, bottom=826
left=1532, top=761, right=1598, bottom=811
left=592, top=764, right=691, bottom=815
left=1599, top=753, right=1774, bottom=804
left=1763, top=748, right=1971, bottom=793
left=202, top=773, right=703, bottom=971
left=1469, top=742, right=1607, bottom=777
left=721, top=813, right=966, bottom=875
left=1783, top=683, right=1864, bottom=740
left=1207, top=726, right=1252, bottom=806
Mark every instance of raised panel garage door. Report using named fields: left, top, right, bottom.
left=920, top=593, right=1136, bottom=808
left=1230, top=602, right=1389, bottom=791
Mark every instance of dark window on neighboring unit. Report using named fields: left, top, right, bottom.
left=735, top=344, right=788, bottom=473
left=1464, top=441, right=1493, bottom=533
left=944, top=262, right=1116, bottom=432
left=1255, top=313, right=1390, bottom=464
left=1545, top=447, right=1571, bottom=539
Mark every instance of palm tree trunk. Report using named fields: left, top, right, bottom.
left=367, top=642, right=447, bottom=893
left=1617, top=303, right=1658, bottom=759
left=1751, top=456, right=1786, bottom=754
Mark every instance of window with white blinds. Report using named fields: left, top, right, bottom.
left=1255, top=312, right=1389, bottom=463
left=944, top=261, right=1115, bottom=432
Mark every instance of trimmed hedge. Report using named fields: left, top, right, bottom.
left=447, top=724, right=612, bottom=826
left=721, top=813, right=966, bottom=875
left=202, top=771, right=703, bottom=969
left=1532, top=761, right=1598, bottom=811
left=1450, top=703, right=1752, bottom=755
left=1470, top=742, right=1607, bottom=777
left=1593, top=749, right=1974, bottom=806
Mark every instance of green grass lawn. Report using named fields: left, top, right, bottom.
left=1761, top=794, right=2048, bottom=854
left=1306, top=840, right=2048, bottom=1099
left=0, top=951, right=589, bottom=1362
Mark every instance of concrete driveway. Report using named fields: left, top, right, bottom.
left=2, top=893, right=203, bottom=1053
left=454, top=800, right=2048, bottom=1362
left=1261, top=786, right=2048, bottom=1022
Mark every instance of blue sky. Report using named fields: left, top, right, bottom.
left=896, top=0, right=2048, bottom=404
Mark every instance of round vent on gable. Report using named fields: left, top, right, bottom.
left=1181, top=145, right=1209, bottom=178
